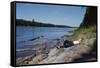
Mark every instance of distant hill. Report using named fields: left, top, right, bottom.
left=16, top=19, right=75, bottom=28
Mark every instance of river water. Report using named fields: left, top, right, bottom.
left=16, top=26, right=75, bottom=58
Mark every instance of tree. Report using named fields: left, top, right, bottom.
left=80, top=7, right=97, bottom=28
left=32, top=18, right=35, bottom=23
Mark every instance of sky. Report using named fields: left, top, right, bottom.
left=16, top=3, right=86, bottom=27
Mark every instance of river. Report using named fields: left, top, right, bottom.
left=16, top=26, right=75, bottom=58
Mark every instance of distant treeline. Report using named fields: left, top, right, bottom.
left=16, top=19, right=74, bottom=28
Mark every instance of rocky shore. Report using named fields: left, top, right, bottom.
left=16, top=33, right=97, bottom=65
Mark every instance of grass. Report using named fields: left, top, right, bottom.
left=69, top=25, right=96, bottom=40
left=67, top=25, right=97, bottom=62
left=69, top=25, right=97, bottom=52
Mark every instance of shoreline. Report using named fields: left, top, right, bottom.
left=16, top=26, right=97, bottom=65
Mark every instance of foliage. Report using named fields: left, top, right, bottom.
left=80, top=7, right=97, bottom=28
left=16, top=19, right=73, bottom=28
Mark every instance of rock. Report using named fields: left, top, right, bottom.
left=29, top=54, right=48, bottom=64
left=39, top=38, right=96, bottom=64
left=17, top=37, right=96, bottom=65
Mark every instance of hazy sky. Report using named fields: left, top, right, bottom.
left=16, top=3, right=86, bottom=27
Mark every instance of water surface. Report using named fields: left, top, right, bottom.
left=16, top=26, right=75, bottom=58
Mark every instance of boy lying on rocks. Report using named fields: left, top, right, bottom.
left=55, top=38, right=83, bottom=49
